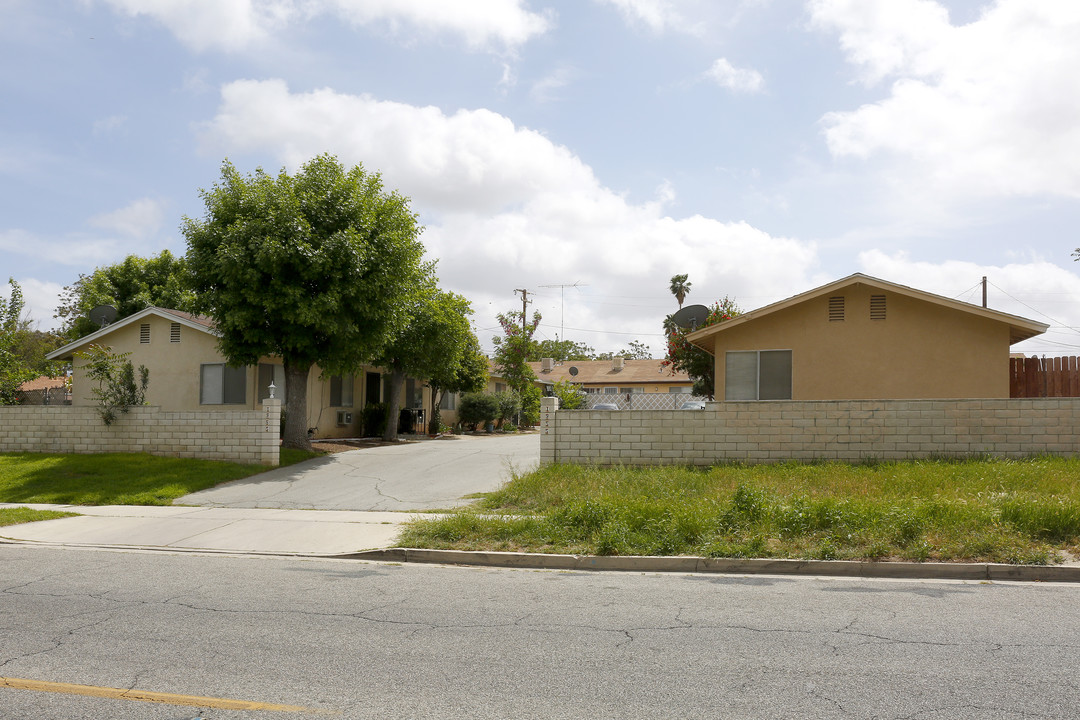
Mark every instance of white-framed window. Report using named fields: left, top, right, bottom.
left=200, top=364, right=247, bottom=405
left=618, top=387, right=642, bottom=394
left=258, top=363, right=285, bottom=402
left=330, top=374, right=355, bottom=407
left=439, top=392, right=457, bottom=410
left=603, top=387, right=619, bottom=394
left=668, top=386, right=692, bottom=394
left=582, top=387, right=600, bottom=394
left=725, top=350, right=792, bottom=401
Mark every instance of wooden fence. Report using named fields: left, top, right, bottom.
left=1010, top=356, right=1080, bottom=398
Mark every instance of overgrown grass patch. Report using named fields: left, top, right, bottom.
left=0, top=448, right=321, bottom=506
left=0, top=507, right=79, bottom=527
left=403, top=457, right=1080, bottom=564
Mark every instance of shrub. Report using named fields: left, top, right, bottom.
left=361, top=402, right=387, bottom=437
left=493, top=390, right=521, bottom=428
left=458, top=392, right=499, bottom=430
left=521, top=384, right=542, bottom=426
left=551, top=379, right=585, bottom=410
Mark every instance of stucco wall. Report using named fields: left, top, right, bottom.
left=539, top=397, right=1080, bottom=466
left=702, top=284, right=1011, bottom=400
left=0, top=400, right=281, bottom=465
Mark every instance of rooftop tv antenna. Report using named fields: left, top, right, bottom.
left=88, top=304, right=117, bottom=328
left=539, top=281, right=589, bottom=340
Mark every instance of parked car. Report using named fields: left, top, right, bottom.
left=593, top=403, right=619, bottom=410
left=679, top=400, right=706, bottom=410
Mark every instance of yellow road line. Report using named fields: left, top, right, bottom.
left=0, top=676, right=337, bottom=714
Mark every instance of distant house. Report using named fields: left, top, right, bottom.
left=46, top=307, right=432, bottom=438
left=16, top=375, right=70, bottom=405
left=529, top=357, right=694, bottom=396
left=687, top=273, right=1048, bottom=401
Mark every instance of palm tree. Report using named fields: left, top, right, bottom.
left=669, top=274, right=691, bottom=309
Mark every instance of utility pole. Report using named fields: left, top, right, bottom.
left=514, top=288, right=532, bottom=333
left=981, top=276, right=987, bottom=308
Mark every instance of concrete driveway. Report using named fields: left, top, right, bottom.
left=175, top=433, right=539, bottom=512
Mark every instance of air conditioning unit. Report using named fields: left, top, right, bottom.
left=336, top=411, right=353, bottom=426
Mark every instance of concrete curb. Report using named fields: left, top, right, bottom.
left=337, top=548, right=1080, bottom=583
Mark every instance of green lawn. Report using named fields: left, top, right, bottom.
left=0, top=507, right=79, bottom=527
left=399, top=457, right=1080, bottom=564
left=0, top=449, right=320, bottom=506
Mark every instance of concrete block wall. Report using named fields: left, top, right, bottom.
left=0, top=398, right=281, bottom=465
left=539, top=397, right=1080, bottom=466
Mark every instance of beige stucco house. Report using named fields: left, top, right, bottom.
left=46, top=307, right=432, bottom=439
left=687, top=273, right=1048, bottom=401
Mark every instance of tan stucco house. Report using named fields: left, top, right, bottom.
left=46, top=307, right=432, bottom=439
left=687, top=273, right=1048, bottom=401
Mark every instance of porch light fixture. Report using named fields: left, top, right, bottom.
left=268, top=381, right=276, bottom=399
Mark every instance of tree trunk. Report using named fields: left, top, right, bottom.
left=429, top=386, right=442, bottom=435
left=282, top=360, right=312, bottom=451
left=382, top=368, right=405, bottom=442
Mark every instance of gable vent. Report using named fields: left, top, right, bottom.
left=870, top=295, right=886, bottom=320
left=828, top=296, right=845, bottom=322
left=170, top=322, right=181, bottom=343
left=140, top=323, right=150, bottom=344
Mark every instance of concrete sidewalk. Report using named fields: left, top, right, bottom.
left=0, top=503, right=413, bottom=555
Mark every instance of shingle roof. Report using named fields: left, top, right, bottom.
left=18, top=375, right=68, bottom=392
left=528, top=358, right=691, bottom=386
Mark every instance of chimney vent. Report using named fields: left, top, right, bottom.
left=612, top=357, right=624, bottom=371
left=541, top=357, right=554, bottom=372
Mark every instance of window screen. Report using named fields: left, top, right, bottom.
left=725, top=352, right=758, bottom=401
left=201, top=364, right=246, bottom=404
left=330, top=374, right=355, bottom=407
left=759, top=350, right=792, bottom=400
left=725, top=351, right=791, bottom=401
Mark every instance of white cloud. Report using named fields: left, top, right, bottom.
left=200, top=79, right=600, bottom=214
left=87, top=198, right=166, bottom=238
left=530, top=66, right=576, bottom=103
left=92, top=115, right=128, bottom=135
left=198, top=80, right=820, bottom=353
left=1, top=277, right=65, bottom=330
left=858, top=249, right=1080, bottom=355
left=704, top=58, right=764, bottom=93
left=0, top=228, right=123, bottom=267
left=812, top=0, right=1080, bottom=200
left=596, top=0, right=700, bottom=34
left=97, top=0, right=551, bottom=52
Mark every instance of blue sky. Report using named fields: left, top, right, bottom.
left=3, top=0, right=1080, bottom=356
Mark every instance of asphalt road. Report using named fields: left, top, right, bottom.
left=3, top=546, right=1079, bottom=719
left=177, top=433, right=539, bottom=511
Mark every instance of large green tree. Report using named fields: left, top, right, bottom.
left=663, top=297, right=741, bottom=398
left=530, top=338, right=595, bottom=362
left=183, top=155, right=427, bottom=450
left=428, top=329, right=487, bottom=434
left=1, top=279, right=40, bottom=404
left=55, top=250, right=195, bottom=340
left=373, top=286, right=475, bottom=441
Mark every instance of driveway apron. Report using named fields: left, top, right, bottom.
left=175, top=433, right=539, bottom=511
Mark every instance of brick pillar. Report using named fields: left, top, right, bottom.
left=261, top=397, right=282, bottom=466
left=540, top=396, right=559, bottom=466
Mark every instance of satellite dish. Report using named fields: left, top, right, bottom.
left=568, top=366, right=579, bottom=377
left=671, top=304, right=709, bottom=331
left=88, top=305, right=117, bottom=328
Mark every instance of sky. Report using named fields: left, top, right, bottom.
left=3, top=0, right=1080, bottom=358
